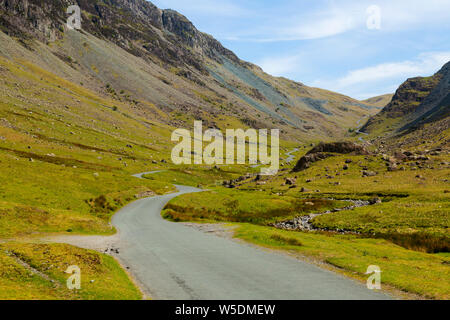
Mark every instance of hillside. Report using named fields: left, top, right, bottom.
left=362, top=94, right=394, bottom=108
left=361, top=61, right=450, bottom=142
left=0, top=0, right=377, bottom=142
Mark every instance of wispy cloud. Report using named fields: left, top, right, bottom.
left=258, top=55, right=303, bottom=76
left=225, top=7, right=359, bottom=42
left=314, top=52, right=450, bottom=99
left=220, top=0, right=450, bottom=42
left=333, top=52, right=450, bottom=88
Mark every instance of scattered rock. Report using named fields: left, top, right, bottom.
left=285, top=178, right=296, bottom=185
left=387, top=164, right=398, bottom=171
left=273, top=199, right=371, bottom=231
left=369, top=197, right=382, bottom=205
left=135, top=190, right=156, bottom=199
left=362, top=170, right=377, bottom=177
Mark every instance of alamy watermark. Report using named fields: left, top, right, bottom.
left=67, top=5, right=81, bottom=30
left=366, top=265, right=381, bottom=290
left=66, top=265, right=81, bottom=290
left=171, top=121, right=280, bottom=175
left=366, top=5, right=381, bottom=30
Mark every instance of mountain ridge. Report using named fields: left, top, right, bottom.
left=361, top=61, right=450, bottom=138
left=0, top=0, right=377, bottom=141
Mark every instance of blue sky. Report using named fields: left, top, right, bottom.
left=152, top=0, right=450, bottom=100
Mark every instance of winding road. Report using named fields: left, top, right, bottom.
left=356, top=116, right=370, bottom=143
left=108, top=172, right=391, bottom=300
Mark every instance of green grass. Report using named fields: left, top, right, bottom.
left=142, top=167, right=245, bottom=188
left=234, top=223, right=450, bottom=300
left=0, top=56, right=179, bottom=299
left=0, top=51, right=448, bottom=300
left=0, top=56, right=179, bottom=238
left=163, top=187, right=346, bottom=224
left=161, top=147, right=450, bottom=298
left=0, top=55, right=298, bottom=299
left=0, top=242, right=141, bottom=300
left=313, top=197, right=449, bottom=238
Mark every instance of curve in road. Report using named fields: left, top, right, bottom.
left=110, top=172, right=391, bottom=300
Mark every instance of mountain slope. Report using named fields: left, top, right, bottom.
left=362, top=94, right=394, bottom=108
left=361, top=61, right=450, bottom=138
left=0, top=0, right=376, bottom=141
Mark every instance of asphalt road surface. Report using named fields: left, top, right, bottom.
left=111, top=173, right=391, bottom=300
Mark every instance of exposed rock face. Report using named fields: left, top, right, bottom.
left=0, top=0, right=240, bottom=70
left=402, top=61, right=450, bottom=129
left=0, top=0, right=66, bottom=42
left=293, top=142, right=369, bottom=172
left=293, top=153, right=333, bottom=172
left=361, top=61, right=450, bottom=138
left=308, top=142, right=370, bottom=155
left=0, top=0, right=377, bottom=139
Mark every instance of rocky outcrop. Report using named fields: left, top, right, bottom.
left=361, top=61, right=450, bottom=138
left=293, top=142, right=369, bottom=172
left=0, top=0, right=241, bottom=70
left=308, top=142, right=370, bottom=155
left=293, top=153, right=333, bottom=172
left=402, top=61, right=450, bottom=129
left=0, top=0, right=378, bottom=140
left=0, top=0, right=66, bottom=42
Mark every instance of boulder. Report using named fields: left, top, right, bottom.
left=293, top=142, right=369, bottom=172
left=369, top=197, right=382, bottom=205
left=307, top=142, right=370, bottom=155
left=285, top=178, right=297, bottom=185
left=362, top=170, right=377, bottom=177
left=293, top=153, right=333, bottom=172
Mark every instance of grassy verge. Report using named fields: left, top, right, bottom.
left=234, top=223, right=450, bottom=300
left=0, top=242, right=141, bottom=300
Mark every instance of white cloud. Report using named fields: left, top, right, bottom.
left=376, top=0, right=450, bottom=30
left=258, top=55, right=302, bottom=76
left=313, top=52, right=450, bottom=99
left=226, top=8, right=359, bottom=42
left=219, top=0, right=450, bottom=42
left=333, top=52, right=450, bottom=89
left=274, top=11, right=356, bottom=41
